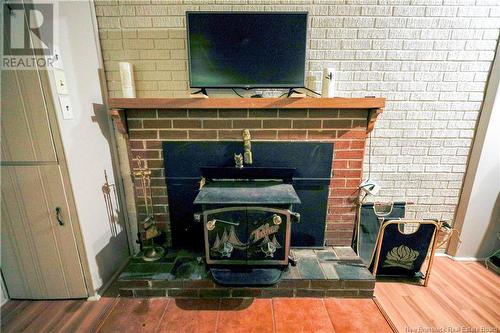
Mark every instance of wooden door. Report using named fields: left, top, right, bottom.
left=1, top=70, right=57, bottom=163
left=1, top=166, right=87, bottom=298
left=0, top=68, right=89, bottom=298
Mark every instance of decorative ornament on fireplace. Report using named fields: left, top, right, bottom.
left=242, top=129, right=253, bottom=165
left=234, top=153, right=243, bottom=169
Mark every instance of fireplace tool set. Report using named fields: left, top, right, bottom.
left=132, top=156, right=164, bottom=261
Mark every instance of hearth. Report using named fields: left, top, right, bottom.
left=116, top=247, right=376, bottom=298
left=194, top=166, right=301, bottom=285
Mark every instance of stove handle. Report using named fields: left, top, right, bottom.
left=289, top=211, right=301, bottom=223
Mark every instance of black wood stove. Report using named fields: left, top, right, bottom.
left=193, top=166, right=301, bottom=285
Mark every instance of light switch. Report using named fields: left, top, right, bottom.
left=58, top=95, right=74, bottom=120
left=54, top=69, right=68, bottom=94
left=51, top=45, right=64, bottom=69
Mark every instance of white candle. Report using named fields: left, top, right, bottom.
left=119, top=62, right=136, bottom=98
left=321, top=67, right=335, bottom=98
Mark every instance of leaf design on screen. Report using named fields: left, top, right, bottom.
left=383, top=245, right=419, bottom=270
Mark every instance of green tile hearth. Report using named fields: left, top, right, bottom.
left=115, top=247, right=375, bottom=298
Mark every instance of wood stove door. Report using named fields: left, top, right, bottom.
left=205, top=208, right=247, bottom=264
left=247, top=208, right=289, bottom=264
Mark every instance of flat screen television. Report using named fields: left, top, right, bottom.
left=186, top=12, right=308, bottom=89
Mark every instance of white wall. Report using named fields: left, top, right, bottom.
left=456, top=43, right=500, bottom=259
left=45, top=1, right=129, bottom=293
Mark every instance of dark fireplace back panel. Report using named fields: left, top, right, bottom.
left=163, top=141, right=333, bottom=250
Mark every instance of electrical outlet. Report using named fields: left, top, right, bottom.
left=58, top=96, right=74, bottom=120
left=51, top=45, right=64, bottom=69
left=54, top=69, right=68, bottom=94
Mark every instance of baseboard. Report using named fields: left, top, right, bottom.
left=87, top=294, right=101, bottom=302
left=435, top=253, right=485, bottom=262
left=87, top=257, right=130, bottom=301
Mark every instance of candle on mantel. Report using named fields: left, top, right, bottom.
left=321, top=67, right=335, bottom=98
left=119, top=62, right=136, bottom=98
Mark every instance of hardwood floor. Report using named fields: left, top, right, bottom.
left=0, top=297, right=116, bottom=332
left=1, top=257, right=497, bottom=333
left=374, top=257, right=500, bottom=333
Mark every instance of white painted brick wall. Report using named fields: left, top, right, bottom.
left=95, top=0, right=500, bottom=223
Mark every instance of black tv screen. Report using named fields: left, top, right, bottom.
left=187, top=12, right=308, bottom=89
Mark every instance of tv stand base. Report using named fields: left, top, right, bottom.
left=191, top=88, right=208, bottom=97
left=287, top=88, right=302, bottom=97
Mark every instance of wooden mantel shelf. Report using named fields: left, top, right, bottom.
left=108, top=97, right=385, bottom=110
left=108, top=97, right=385, bottom=134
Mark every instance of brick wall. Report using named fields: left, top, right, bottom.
left=127, top=107, right=369, bottom=246
left=96, top=1, right=500, bottom=226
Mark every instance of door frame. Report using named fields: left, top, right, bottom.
left=446, top=41, right=500, bottom=256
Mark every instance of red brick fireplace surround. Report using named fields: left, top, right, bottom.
left=109, top=97, right=384, bottom=246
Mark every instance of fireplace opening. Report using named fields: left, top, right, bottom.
left=163, top=141, right=334, bottom=251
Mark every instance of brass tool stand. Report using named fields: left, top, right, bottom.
left=102, top=170, right=118, bottom=236
left=132, top=157, right=164, bottom=261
